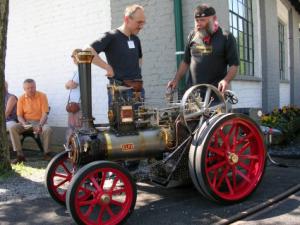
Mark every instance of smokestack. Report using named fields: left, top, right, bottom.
left=76, top=51, right=97, bottom=134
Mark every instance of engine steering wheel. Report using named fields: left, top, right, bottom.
left=180, top=84, right=227, bottom=133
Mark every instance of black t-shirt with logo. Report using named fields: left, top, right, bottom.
left=183, top=27, right=240, bottom=87
left=91, top=29, right=143, bottom=81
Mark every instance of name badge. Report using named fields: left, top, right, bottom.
left=128, top=40, right=135, bottom=49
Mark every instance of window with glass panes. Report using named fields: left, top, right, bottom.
left=278, top=20, right=285, bottom=80
left=228, top=0, right=254, bottom=76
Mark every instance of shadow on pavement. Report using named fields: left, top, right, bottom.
left=127, top=161, right=300, bottom=225
left=0, top=155, right=299, bottom=225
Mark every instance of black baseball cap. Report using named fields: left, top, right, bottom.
left=194, top=4, right=216, bottom=18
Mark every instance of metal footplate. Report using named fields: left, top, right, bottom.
left=149, top=136, right=192, bottom=187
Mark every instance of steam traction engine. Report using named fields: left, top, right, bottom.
left=45, top=51, right=267, bottom=225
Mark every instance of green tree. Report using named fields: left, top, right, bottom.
left=0, top=0, right=11, bottom=174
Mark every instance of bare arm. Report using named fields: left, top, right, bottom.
left=5, top=96, right=17, bottom=119
left=167, top=61, right=189, bottom=89
left=17, top=115, right=27, bottom=126
left=65, top=80, right=78, bottom=89
left=39, top=112, right=48, bottom=127
left=85, top=47, right=114, bottom=78
left=218, top=65, right=238, bottom=92
left=139, top=58, right=143, bottom=67
left=31, top=112, right=48, bottom=134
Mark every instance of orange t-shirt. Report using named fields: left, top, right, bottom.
left=17, top=91, right=49, bottom=121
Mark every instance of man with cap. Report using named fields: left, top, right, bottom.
left=168, top=4, right=239, bottom=93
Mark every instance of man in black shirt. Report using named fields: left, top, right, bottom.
left=87, top=4, right=145, bottom=84
left=168, top=4, right=239, bottom=93
left=86, top=5, right=145, bottom=171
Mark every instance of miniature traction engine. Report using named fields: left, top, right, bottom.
left=45, top=51, right=267, bottom=225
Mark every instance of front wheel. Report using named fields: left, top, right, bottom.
left=66, top=161, right=137, bottom=225
left=189, top=113, right=266, bottom=203
left=45, top=151, right=74, bottom=205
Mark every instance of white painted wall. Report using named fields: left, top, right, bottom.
left=5, top=0, right=111, bottom=127
left=280, top=83, right=290, bottom=107
left=231, top=81, right=262, bottom=108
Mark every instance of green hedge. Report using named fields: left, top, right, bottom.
left=260, top=106, right=300, bottom=142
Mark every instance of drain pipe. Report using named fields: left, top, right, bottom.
left=173, top=0, right=186, bottom=97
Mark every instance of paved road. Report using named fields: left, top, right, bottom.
left=232, top=190, right=300, bottom=225
left=0, top=158, right=300, bottom=225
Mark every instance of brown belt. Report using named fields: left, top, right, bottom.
left=123, top=79, right=143, bottom=92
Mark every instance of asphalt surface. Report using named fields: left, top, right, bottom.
left=0, top=157, right=300, bottom=225
left=232, top=191, right=300, bottom=225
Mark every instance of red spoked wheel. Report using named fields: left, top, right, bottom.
left=66, top=161, right=136, bottom=225
left=189, top=113, right=266, bottom=203
left=45, top=151, right=74, bottom=205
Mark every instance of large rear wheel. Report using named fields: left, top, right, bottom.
left=189, top=113, right=266, bottom=203
left=66, top=161, right=136, bottom=225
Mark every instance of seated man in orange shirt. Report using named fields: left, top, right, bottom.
left=7, top=79, right=53, bottom=163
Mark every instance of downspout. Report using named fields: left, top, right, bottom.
left=173, top=0, right=186, bottom=97
left=288, top=9, right=294, bottom=105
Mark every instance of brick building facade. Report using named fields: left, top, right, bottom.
left=5, top=0, right=300, bottom=146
